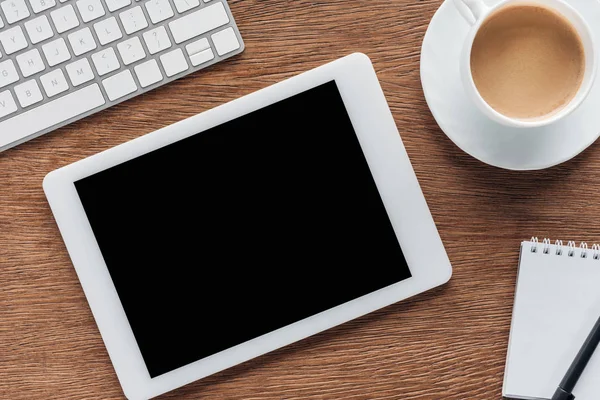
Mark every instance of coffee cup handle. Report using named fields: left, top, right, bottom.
left=454, top=0, right=488, bottom=25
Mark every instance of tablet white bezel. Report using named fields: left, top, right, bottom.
left=43, top=53, right=452, bottom=400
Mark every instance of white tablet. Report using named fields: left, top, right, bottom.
left=43, top=53, right=452, bottom=400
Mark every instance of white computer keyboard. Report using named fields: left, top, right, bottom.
left=0, top=0, right=243, bottom=152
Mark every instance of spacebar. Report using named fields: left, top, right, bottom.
left=0, top=84, right=106, bottom=149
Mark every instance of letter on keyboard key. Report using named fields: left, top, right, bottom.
left=17, top=49, right=46, bottom=77
left=0, top=26, right=28, bottom=55
left=77, top=0, right=105, bottom=23
left=168, top=2, right=229, bottom=44
left=160, top=48, right=188, bottom=77
left=102, top=70, right=137, bottom=101
left=94, top=16, right=123, bottom=45
left=14, top=79, right=43, bottom=108
left=40, top=69, right=69, bottom=97
left=25, top=15, right=54, bottom=44
left=66, top=58, right=94, bottom=86
left=51, top=5, right=80, bottom=33
left=68, top=27, right=97, bottom=56
left=42, top=38, right=71, bottom=66
left=0, top=60, right=19, bottom=89
left=0, top=90, right=18, bottom=119
left=0, top=84, right=106, bottom=149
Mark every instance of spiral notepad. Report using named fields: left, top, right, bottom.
left=503, top=238, right=600, bottom=400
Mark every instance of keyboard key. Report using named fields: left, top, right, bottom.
left=51, top=5, right=80, bottom=33
left=42, top=38, right=71, bottom=66
left=77, top=0, right=105, bottom=23
left=92, top=47, right=120, bottom=76
left=102, top=69, right=137, bottom=101
left=212, top=27, right=240, bottom=56
left=145, top=0, right=173, bottom=24
left=117, top=36, right=145, bottom=65
left=0, top=90, right=18, bottom=119
left=160, top=48, right=188, bottom=77
left=1, top=0, right=30, bottom=24
left=185, top=37, right=209, bottom=56
left=0, top=26, right=28, bottom=55
left=119, top=6, right=147, bottom=35
left=104, top=0, right=129, bottom=12
left=25, top=15, right=54, bottom=44
left=66, top=58, right=94, bottom=86
left=172, top=0, right=198, bottom=13
left=0, top=15, right=4, bottom=29
left=16, top=49, right=45, bottom=77
left=94, top=17, right=122, bottom=45
left=143, top=26, right=171, bottom=55
left=14, top=79, right=43, bottom=107
left=68, top=27, right=97, bottom=56
left=168, top=2, right=229, bottom=44
left=0, top=84, right=106, bottom=149
left=185, top=38, right=213, bottom=66
left=28, top=0, right=55, bottom=13
left=189, top=47, right=213, bottom=66
left=0, top=60, right=19, bottom=88
left=134, top=59, right=162, bottom=88
left=40, top=68, right=69, bottom=97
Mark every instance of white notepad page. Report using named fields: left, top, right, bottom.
left=503, top=241, right=600, bottom=400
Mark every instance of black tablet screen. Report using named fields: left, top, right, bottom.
left=75, top=81, right=412, bottom=378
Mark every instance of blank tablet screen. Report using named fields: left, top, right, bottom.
left=74, top=81, right=412, bottom=378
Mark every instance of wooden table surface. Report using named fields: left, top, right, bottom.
left=2, top=0, right=600, bottom=399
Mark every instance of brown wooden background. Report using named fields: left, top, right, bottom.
left=2, top=0, right=600, bottom=399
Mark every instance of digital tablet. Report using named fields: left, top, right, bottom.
left=43, top=53, right=452, bottom=400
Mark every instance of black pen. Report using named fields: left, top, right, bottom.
left=552, top=314, right=600, bottom=400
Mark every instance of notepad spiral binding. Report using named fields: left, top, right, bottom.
left=529, top=237, right=600, bottom=259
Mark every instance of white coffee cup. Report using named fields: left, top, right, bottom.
left=454, top=0, right=597, bottom=128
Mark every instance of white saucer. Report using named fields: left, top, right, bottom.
left=420, top=0, right=600, bottom=170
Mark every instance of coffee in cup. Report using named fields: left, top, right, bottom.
left=455, top=0, right=596, bottom=128
left=470, top=4, right=585, bottom=120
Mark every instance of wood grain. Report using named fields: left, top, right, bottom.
left=3, top=0, right=600, bottom=399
